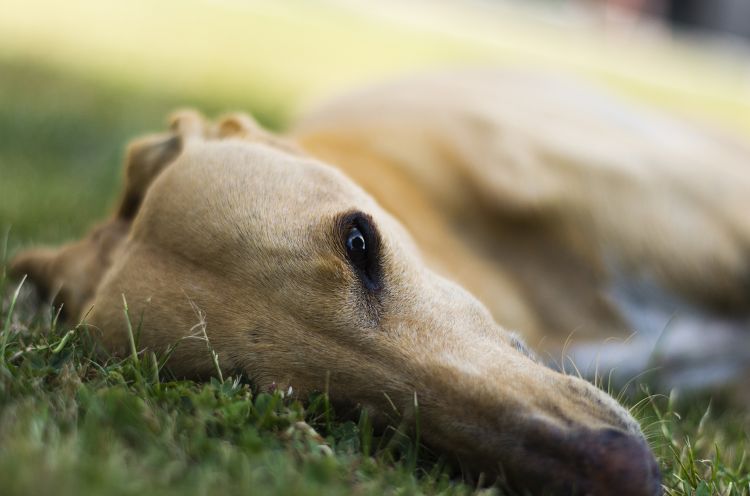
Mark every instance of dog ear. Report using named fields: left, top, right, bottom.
left=9, top=219, right=129, bottom=321
left=216, top=112, right=303, bottom=155
left=169, top=109, right=208, bottom=141
left=116, top=132, right=182, bottom=219
left=10, top=110, right=208, bottom=320
left=8, top=247, right=58, bottom=299
left=216, top=112, right=263, bottom=138
left=115, top=110, right=209, bottom=220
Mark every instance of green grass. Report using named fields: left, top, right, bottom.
left=1, top=249, right=749, bottom=496
left=1, top=255, right=749, bottom=496
left=0, top=279, right=465, bottom=496
left=0, top=2, right=749, bottom=492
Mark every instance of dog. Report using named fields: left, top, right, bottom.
left=14, top=67, right=749, bottom=494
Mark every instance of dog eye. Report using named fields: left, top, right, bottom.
left=346, top=227, right=367, bottom=263
left=340, top=212, right=382, bottom=292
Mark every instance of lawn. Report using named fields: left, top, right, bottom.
left=1, top=1, right=749, bottom=494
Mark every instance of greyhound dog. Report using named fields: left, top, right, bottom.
left=13, top=68, right=750, bottom=494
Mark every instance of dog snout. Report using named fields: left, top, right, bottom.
left=573, top=427, right=662, bottom=496
left=500, top=425, right=662, bottom=495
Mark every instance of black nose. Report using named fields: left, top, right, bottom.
left=576, top=427, right=662, bottom=496
left=504, top=426, right=663, bottom=495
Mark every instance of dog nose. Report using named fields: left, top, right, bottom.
left=577, top=427, right=662, bottom=496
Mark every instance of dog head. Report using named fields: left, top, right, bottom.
left=10, top=111, right=661, bottom=495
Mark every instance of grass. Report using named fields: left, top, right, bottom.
left=0, top=1, right=749, bottom=493
left=1, top=249, right=749, bottom=496
left=0, top=282, right=460, bottom=496
left=1, top=257, right=749, bottom=496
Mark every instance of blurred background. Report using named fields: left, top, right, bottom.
left=1, top=0, right=749, bottom=249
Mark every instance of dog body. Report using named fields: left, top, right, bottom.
left=293, top=69, right=750, bottom=389
left=13, top=69, right=750, bottom=493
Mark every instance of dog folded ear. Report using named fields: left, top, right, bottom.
left=10, top=110, right=212, bottom=321
left=8, top=247, right=58, bottom=299
left=9, top=219, right=130, bottom=321
left=116, top=132, right=183, bottom=219
left=116, top=109, right=211, bottom=220
left=216, top=112, right=263, bottom=138
left=9, top=109, right=302, bottom=321
left=216, top=112, right=303, bottom=155
left=169, top=109, right=209, bottom=141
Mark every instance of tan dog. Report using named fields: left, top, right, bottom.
left=18, top=68, right=750, bottom=495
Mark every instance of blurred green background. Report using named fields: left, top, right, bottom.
left=1, top=0, right=749, bottom=250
